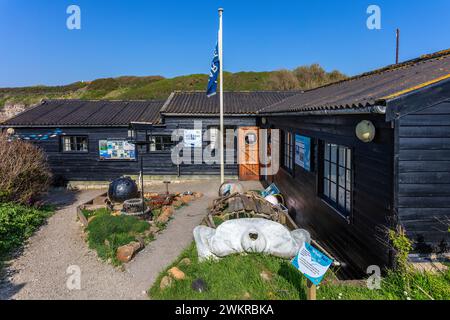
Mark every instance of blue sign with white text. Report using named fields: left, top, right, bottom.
left=292, top=242, right=333, bottom=285
left=295, top=135, right=311, bottom=171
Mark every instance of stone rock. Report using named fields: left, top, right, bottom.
left=181, top=195, right=194, bottom=204
left=172, top=200, right=183, bottom=208
left=149, top=226, right=160, bottom=234
left=160, top=276, right=173, bottom=290
left=192, top=278, right=208, bottom=293
left=116, top=241, right=143, bottom=263
left=116, top=245, right=135, bottom=263
left=155, top=206, right=174, bottom=224
left=135, top=236, right=145, bottom=248
left=168, top=267, right=186, bottom=280
left=260, top=270, right=273, bottom=282
left=156, top=212, right=170, bottom=224
left=179, top=258, right=191, bottom=266
left=194, top=192, right=203, bottom=199
left=129, top=241, right=144, bottom=251
left=162, top=206, right=174, bottom=217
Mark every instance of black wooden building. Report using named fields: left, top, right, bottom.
left=258, top=50, right=450, bottom=276
left=1, top=50, right=449, bottom=277
left=1, top=91, right=295, bottom=181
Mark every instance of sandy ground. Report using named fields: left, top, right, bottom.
left=0, top=180, right=261, bottom=300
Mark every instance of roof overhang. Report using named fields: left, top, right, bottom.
left=161, top=113, right=257, bottom=117
left=258, top=105, right=387, bottom=117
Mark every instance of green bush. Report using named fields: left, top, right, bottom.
left=0, top=202, right=53, bottom=258
left=86, top=211, right=150, bottom=265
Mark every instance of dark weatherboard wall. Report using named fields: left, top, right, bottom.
left=395, top=100, right=450, bottom=250
left=12, top=116, right=256, bottom=182
left=261, top=113, right=395, bottom=278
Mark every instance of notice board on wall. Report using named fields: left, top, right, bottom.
left=99, top=139, right=136, bottom=160
left=295, top=135, right=311, bottom=171
left=183, top=129, right=202, bottom=148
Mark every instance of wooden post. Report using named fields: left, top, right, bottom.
left=306, top=279, right=317, bottom=300
left=396, top=28, right=400, bottom=64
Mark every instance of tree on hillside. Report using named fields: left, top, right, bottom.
left=293, top=64, right=346, bottom=90
left=266, top=70, right=300, bottom=91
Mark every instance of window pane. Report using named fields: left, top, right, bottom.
left=323, top=179, right=330, bottom=197
left=324, top=144, right=330, bottom=160
left=330, top=182, right=337, bottom=202
left=63, top=136, right=87, bottom=152
left=330, top=163, right=337, bottom=183
left=339, top=147, right=346, bottom=167
left=339, top=166, right=345, bottom=187
left=330, top=144, right=337, bottom=163
left=321, top=141, right=352, bottom=217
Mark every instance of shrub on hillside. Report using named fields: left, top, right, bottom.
left=0, top=134, right=52, bottom=204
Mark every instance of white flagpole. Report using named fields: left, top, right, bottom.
left=218, top=8, right=225, bottom=184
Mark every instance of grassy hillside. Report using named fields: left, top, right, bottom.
left=0, top=64, right=346, bottom=112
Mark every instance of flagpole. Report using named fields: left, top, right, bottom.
left=218, top=8, right=225, bottom=184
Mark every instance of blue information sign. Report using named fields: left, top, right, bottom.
left=292, top=242, right=333, bottom=285
left=295, top=135, right=311, bottom=171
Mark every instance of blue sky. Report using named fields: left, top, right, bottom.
left=0, top=0, right=449, bottom=87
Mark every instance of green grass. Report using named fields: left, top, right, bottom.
left=85, top=209, right=151, bottom=266
left=150, top=243, right=307, bottom=300
left=149, top=242, right=450, bottom=300
left=0, top=202, right=54, bottom=268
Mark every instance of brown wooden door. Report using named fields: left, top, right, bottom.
left=238, top=127, right=260, bottom=181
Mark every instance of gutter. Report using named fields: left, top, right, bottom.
left=161, top=113, right=257, bottom=117
left=257, top=105, right=387, bottom=117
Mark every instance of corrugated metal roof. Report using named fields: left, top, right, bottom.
left=2, top=99, right=165, bottom=126
left=260, top=49, right=450, bottom=114
left=160, top=91, right=299, bottom=115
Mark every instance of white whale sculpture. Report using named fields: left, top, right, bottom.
left=193, top=218, right=311, bottom=261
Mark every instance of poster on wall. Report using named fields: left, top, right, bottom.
left=183, top=129, right=202, bottom=148
left=295, top=135, right=311, bottom=171
left=99, top=139, right=136, bottom=160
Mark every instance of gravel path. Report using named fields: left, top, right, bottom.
left=0, top=180, right=261, bottom=300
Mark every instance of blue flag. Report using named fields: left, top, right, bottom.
left=206, top=43, right=220, bottom=97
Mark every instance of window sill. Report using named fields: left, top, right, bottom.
left=61, top=151, right=89, bottom=154
left=319, top=197, right=351, bottom=224
left=98, top=159, right=137, bottom=162
left=147, top=151, right=172, bottom=154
